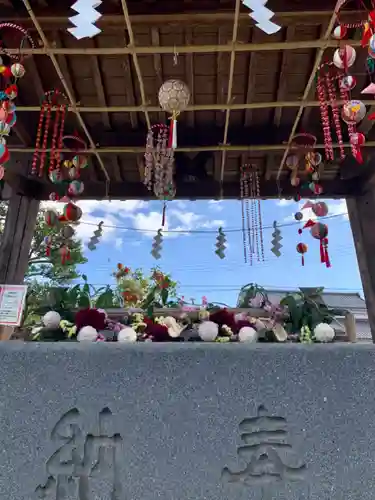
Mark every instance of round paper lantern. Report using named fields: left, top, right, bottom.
left=339, top=75, right=356, bottom=91
left=11, top=63, right=25, bottom=79
left=286, top=154, right=299, bottom=169
left=350, top=132, right=365, bottom=146
left=68, top=180, right=84, bottom=196
left=158, top=79, right=190, bottom=114
left=333, top=45, right=356, bottom=69
left=332, top=24, right=347, bottom=40
left=45, top=210, right=58, bottom=227
left=63, top=202, right=82, bottom=222
left=0, top=143, right=9, bottom=164
left=312, top=202, right=329, bottom=217
left=311, top=222, right=328, bottom=240
left=341, top=100, right=366, bottom=124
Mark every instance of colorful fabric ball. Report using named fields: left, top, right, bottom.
left=339, top=75, right=356, bottom=91
left=49, top=169, right=61, bottom=184
left=296, top=242, right=308, bottom=254
left=68, top=166, right=78, bottom=179
left=294, top=212, right=303, bottom=221
left=63, top=202, right=82, bottom=222
left=311, top=222, right=328, bottom=240
left=45, top=210, right=58, bottom=226
left=0, top=102, right=8, bottom=123
left=49, top=192, right=59, bottom=201
left=0, top=143, right=9, bottom=164
left=6, top=112, right=16, bottom=127
left=68, top=180, right=84, bottom=196
left=312, top=202, right=328, bottom=217
left=307, top=152, right=322, bottom=167
left=350, top=132, right=365, bottom=146
left=332, top=24, right=347, bottom=40
left=342, top=100, right=366, bottom=124
left=0, top=122, right=10, bottom=136
left=10, top=63, right=25, bottom=79
left=72, top=155, right=88, bottom=169
left=309, top=182, right=323, bottom=195
left=333, top=45, right=356, bottom=69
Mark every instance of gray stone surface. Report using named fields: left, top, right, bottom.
left=1, top=343, right=375, bottom=500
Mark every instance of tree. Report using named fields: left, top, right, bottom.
left=0, top=202, right=87, bottom=285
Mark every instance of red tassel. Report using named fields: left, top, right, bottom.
left=320, top=240, right=325, bottom=263
left=324, top=238, right=331, bottom=268
left=46, top=246, right=50, bottom=257
left=302, top=255, right=305, bottom=266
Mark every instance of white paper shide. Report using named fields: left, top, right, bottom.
left=68, top=0, right=102, bottom=40
left=242, top=0, right=281, bottom=35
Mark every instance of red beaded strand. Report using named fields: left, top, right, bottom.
left=49, top=103, right=60, bottom=175
left=317, top=76, right=334, bottom=161
left=31, top=102, right=46, bottom=176
left=325, top=71, right=345, bottom=160
left=39, top=102, right=51, bottom=177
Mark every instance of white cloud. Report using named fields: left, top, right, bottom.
left=41, top=199, right=146, bottom=219
left=208, top=200, right=224, bottom=212
left=115, top=238, right=123, bottom=249
left=276, top=199, right=294, bottom=206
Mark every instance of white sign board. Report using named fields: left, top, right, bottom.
left=0, top=285, right=28, bottom=327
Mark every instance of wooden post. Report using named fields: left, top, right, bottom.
left=347, top=194, right=375, bottom=342
left=344, top=312, right=357, bottom=343
left=0, top=191, right=39, bottom=340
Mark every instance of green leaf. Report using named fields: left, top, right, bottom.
left=161, top=288, right=169, bottom=306
left=82, top=274, right=88, bottom=282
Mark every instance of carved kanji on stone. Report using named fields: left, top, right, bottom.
left=36, top=407, right=122, bottom=500
left=222, top=405, right=307, bottom=486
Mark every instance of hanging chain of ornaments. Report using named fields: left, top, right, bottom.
left=87, top=221, right=104, bottom=251
left=44, top=202, right=83, bottom=264
left=270, top=221, right=282, bottom=257
left=144, top=123, right=175, bottom=226
left=158, top=79, right=190, bottom=150
left=240, top=164, right=264, bottom=264
left=294, top=201, right=331, bottom=268
left=31, top=89, right=69, bottom=178
left=215, top=227, right=227, bottom=259
left=49, top=134, right=89, bottom=202
left=286, top=134, right=323, bottom=196
left=151, top=229, right=163, bottom=260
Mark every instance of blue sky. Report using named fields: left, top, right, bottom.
left=46, top=197, right=361, bottom=306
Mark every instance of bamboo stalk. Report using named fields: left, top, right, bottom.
left=8, top=140, right=375, bottom=154
left=1, top=38, right=361, bottom=56
left=276, top=0, right=343, bottom=181
left=220, top=0, right=241, bottom=195
left=22, top=0, right=110, bottom=184
left=13, top=99, right=375, bottom=113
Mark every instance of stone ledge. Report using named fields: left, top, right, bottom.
left=0, top=344, right=374, bottom=500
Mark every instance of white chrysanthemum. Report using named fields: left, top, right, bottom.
left=238, top=326, right=257, bottom=343
left=314, top=323, right=335, bottom=343
left=117, top=327, right=137, bottom=343
left=42, top=311, right=61, bottom=329
left=77, top=326, right=97, bottom=342
left=198, top=321, right=218, bottom=341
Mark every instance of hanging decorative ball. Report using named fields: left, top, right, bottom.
left=286, top=154, right=299, bottom=169
left=311, top=222, right=328, bottom=240
left=0, top=102, right=9, bottom=123
left=5, top=84, right=18, bottom=100
left=49, top=192, right=59, bottom=201
left=312, top=172, right=320, bottom=181
left=339, top=75, right=356, bottom=91
left=309, top=182, right=323, bottom=195
left=342, top=100, right=366, bottom=124
left=63, top=202, right=82, bottom=222
left=307, top=152, right=322, bottom=167
left=158, top=79, right=190, bottom=114
left=312, top=201, right=329, bottom=217
left=6, top=112, right=16, bottom=127
left=10, top=63, right=25, bottom=79
left=45, top=210, right=58, bottom=227
left=290, top=176, right=300, bottom=187
left=68, top=166, right=78, bottom=179
left=294, top=211, right=303, bottom=221
left=68, top=179, right=84, bottom=196
left=332, top=24, right=347, bottom=40
left=72, top=155, right=88, bottom=169
left=61, top=225, right=75, bottom=239
left=369, top=34, right=375, bottom=58
left=296, top=242, right=308, bottom=265
left=49, top=169, right=61, bottom=184
left=63, top=159, right=73, bottom=168
left=333, top=45, right=356, bottom=69
left=350, top=132, right=366, bottom=146
left=294, top=193, right=301, bottom=202
left=0, top=143, right=9, bottom=164
left=0, top=122, right=10, bottom=136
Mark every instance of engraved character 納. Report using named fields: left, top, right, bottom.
left=222, top=405, right=306, bottom=486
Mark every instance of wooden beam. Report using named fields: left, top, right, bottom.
left=150, top=26, right=165, bottom=124
left=3, top=38, right=363, bottom=56
left=185, top=29, right=195, bottom=128
left=273, top=26, right=295, bottom=127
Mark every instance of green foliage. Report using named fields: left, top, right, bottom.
left=237, top=283, right=269, bottom=308
left=280, top=288, right=338, bottom=334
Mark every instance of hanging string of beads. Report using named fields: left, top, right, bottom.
left=31, top=89, right=69, bottom=178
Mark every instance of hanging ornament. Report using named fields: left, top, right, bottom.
left=68, top=179, right=84, bottom=196
left=332, top=25, right=347, bottom=40
left=369, top=34, right=375, bottom=58
left=0, top=23, right=35, bottom=61
left=333, top=45, right=356, bottom=69
left=215, top=227, right=227, bottom=259
left=87, top=221, right=103, bottom=251
left=68, top=0, right=102, bottom=40
left=62, top=202, right=82, bottom=222
left=158, top=79, right=190, bottom=149
left=59, top=245, right=71, bottom=265
left=339, top=75, right=356, bottom=91
left=310, top=222, right=331, bottom=268
left=294, top=211, right=303, bottom=221
left=31, top=90, right=68, bottom=178
left=296, top=242, right=308, bottom=266
left=270, top=221, right=282, bottom=257
left=45, top=210, right=58, bottom=227
left=341, top=100, right=366, bottom=124
left=151, top=229, right=163, bottom=260
left=240, top=164, right=264, bottom=264
left=241, top=0, right=281, bottom=34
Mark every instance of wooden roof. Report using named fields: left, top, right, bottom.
left=1, top=0, right=374, bottom=199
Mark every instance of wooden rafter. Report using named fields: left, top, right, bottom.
left=2, top=38, right=362, bottom=56
left=275, top=0, right=344, bottom=182
left=219, top=0, right=241, bottom=193
left=22, top=0, right=110, bottom=184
